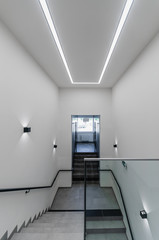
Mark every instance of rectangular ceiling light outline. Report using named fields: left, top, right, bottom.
left=38, top=0, right=134, bottom=85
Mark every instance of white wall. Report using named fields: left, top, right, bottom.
left=112, top=33, right=159, bottom=240
left=0, top=21, right=59, bottom=237
left=57, top=88, right=113, bottom=169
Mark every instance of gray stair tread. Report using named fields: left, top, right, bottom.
left=73, top=168, right=98, bottom=170
left=86, top=216, right=123, bottom=221
left=86, top=209, right=121, bottom=218
left=11, top=233, right=49, bottom=240
left=34, top=218, right=83, bottom=224
left=37, top=212, right=83, bottom=222
left=74, top=155, right=97, bottom=157
left=73, top=171, right=99, bottom=174
left=86, top=220, right=125, bottom=229
left=21, top=224, right=83, bottom=233
left=28, top=223, right=82, bottom=228
left=86, top=233, right=128, bottom=240
left=12, top=233, right=83, bottom=240
left=73, top=173, right=99, bottom=176
left=73, top=181, right=99, bottom=184
left=40, top=212, right=83, bottom=218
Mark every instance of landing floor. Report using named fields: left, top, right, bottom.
left=75, top=143, right=96, bottom=153
left=51, top=184, right=119, bottom=210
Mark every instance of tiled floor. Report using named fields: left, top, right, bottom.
left=76, top=143, right=96, bottom=153
left=51, top=184, right=119, bottom=210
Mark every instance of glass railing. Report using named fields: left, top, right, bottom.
left=84, top=158, right=159, bottom=240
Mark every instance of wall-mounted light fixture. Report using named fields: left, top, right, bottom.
left=113, top=144, right=117, bottom=148
left=122, top=161, right=127, bottom=169
left=140, top=210, right=147, bottom=219
left=54, top=144, right=57, bottom=148
left=23, top=127, right=31, bottom=133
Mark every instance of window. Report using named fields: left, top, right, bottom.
left=77, top=117, right=93, bottom=132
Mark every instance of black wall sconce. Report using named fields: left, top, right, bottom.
left=113, top=144, right=117, bottom=148
left=23, top=127, right=31, bottom=133
left=140, top=210, right=147, bottom=219
left=122, top=161, right=127, bottom=169
left=54, top=144, right=57, bottom=148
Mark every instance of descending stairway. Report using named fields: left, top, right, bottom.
left=10, top=210, right=128, bottom=240
left=86, top=209, right=128, bottom=240
left=9, top=188, right=129, bottom=240
left=72, top=153, right=99, bottom=182
left=11, top=212, right=84, bottom=240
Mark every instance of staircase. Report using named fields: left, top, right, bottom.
left=10, top=210, right=128, bottom=240
left=72, top=153, right=99, bottom=182
left=11, top=212, right=84, bottom=240
left=86, top=209, right=128, bottom=240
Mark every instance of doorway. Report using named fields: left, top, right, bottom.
left=72, top=115, right=100, bottom=182
left=72, top=115, right=100, bottom=155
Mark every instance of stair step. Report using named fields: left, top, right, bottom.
left=87, top=220, right=125, bottom=229
left=12, top=233, right=83, bottom=240
left=86, top=228, right=126, bottom=234
left=73, top=155, right=98, bottom=160
left=72, top=176, right=99, bottom=181
left=11, top=233, right=49, bottom=240
left=73, top=168, right=99, bottom=173
left=86, top=215, right=123, bottom=221
left=73, top=179, right=99, bottom=182
left=21, top=224, right=83, bottom=233
left=86, top=220, right=126, bottom=234
left=86, top=210, right=123, bottom=221
left=72, top=180, right=99, bottom=184
left=73, top=176, right=99, bottom=179
left=34, top=218, right=83, bottom=224
left=73, top=173, right=99, bottom=176
left=73, top=163, right=84, bottom=167
left=73, top=162, right=99, bottom=167
left=73, top=164, right=99, bottom=169
left=42, top=212, right=84, bottom=217
left=73, top=158, right=85, bottom=162
left=86, top=233, right=128, bottom=240
left=74, top=153, right=98, bottom=156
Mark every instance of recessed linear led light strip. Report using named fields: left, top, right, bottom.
left=38, top=0, right=134, bottom=85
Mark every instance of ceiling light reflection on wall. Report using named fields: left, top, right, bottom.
left=38, top=0, right=134, bottom=85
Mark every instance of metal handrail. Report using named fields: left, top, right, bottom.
left=99, top=169, right=134, bottom=240
left=84, top=157, right=159, bottom=161
left=0, top=169, right=72, bottom=193
left=84, top=157, right=159, bottom=239
left=83, top=158, right=142, bottom=240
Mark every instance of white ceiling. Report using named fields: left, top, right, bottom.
left=0, top=0, right=159, bottom=88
